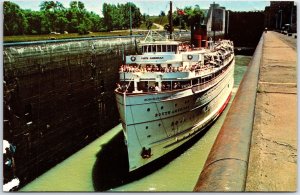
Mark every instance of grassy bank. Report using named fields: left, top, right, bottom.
left=3, top=31, right=140, bottom=43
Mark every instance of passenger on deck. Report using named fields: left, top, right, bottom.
left=155, top=85, right=160, bottom=92
left=173, top=82, right=181, bottom=89
left=116, top=83, right=121, bottom=91
left=149, top=86, right=155, bottom=91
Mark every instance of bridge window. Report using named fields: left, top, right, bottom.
left=172, top=45, right=177, bottom=53
left=162, top=81, right=171, bottom=91
left=152, top=45, right=156, bottom=52
left=162, top=45, right=166, bottom=52
left=157, top=45, right=162, bottom=52
left=192, top=79, right=198, bottom=85
left=138, top=81, right=148, bottom=92
left=167, top=45, right=171, bottom=52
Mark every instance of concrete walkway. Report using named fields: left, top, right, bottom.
left=246, top=31, right=297, bottom=191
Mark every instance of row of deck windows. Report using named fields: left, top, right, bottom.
left=118, top=63, right=230, bottom=93
left=142, top=45, right=178, bottom=53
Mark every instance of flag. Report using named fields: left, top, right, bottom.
left=177, top=8, right=185, bottom=15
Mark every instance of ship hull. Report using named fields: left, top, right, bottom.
left=116, top=59, right=235, bottom=171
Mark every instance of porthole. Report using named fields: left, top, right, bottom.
left=161, top=106, right=164, bottom=110
left=158, top=123, right=161, bottom=127
left=147, top=108, right=150, bottom=112
left=147, top=135, right=151, bottom=138
left=146, top=126, right=148, bottom=129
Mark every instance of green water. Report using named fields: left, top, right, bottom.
left=20, top=55, right=251, bottom=192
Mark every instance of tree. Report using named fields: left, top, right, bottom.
left=103, top=2, right=142, bottom=31
left=102, top=3, right=113, bottom=31
left=145, top=19, right=153, bottom=30
left=39, top=1, right=56, bottom=11
left=88, top=12, right=103, bottom=32
left=159, top=11, right=166, bottom=17
left=3, top=1, right=28, bottom=35
left=182, top=5, right=204, bottom=27
left=24, top=10, right=45, bottom=34
left=4, top=1, right=144, bottom=36
left=172, top=5, right=204, bottom=30
left=39, top=1, right=66, bottom=32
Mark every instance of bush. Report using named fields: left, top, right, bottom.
left=78, top=24, right=89, bottom=35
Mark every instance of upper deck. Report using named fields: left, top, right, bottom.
left=116, top=31, right=234, bottom=94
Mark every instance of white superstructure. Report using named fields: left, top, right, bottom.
left=115, top=31, right=235, bottom=171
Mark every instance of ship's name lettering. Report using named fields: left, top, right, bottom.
left=154, top=106, right=189, bottom=117
left=144, top=96, right=167, bottom=101
left=141, top=57, right=164, bottom=60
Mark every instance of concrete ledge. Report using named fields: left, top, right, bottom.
left=193, top=35, right=264, bottom=192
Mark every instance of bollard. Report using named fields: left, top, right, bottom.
left=193, top=34, right=264, bottom=192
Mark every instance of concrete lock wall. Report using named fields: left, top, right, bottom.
left=3, top=32, right=192, bottom=188
left=3, top=37, right=139, bottom=187
left=193, top=34, right=264, bottom=192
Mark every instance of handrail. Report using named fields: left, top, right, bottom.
left=3, top=34, right=144, bottom=47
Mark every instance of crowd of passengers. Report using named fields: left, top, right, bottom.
left=119, top=64, right=213, bottom=73
left=117, top=81, right=192, bottom=93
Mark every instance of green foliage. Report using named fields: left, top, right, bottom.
left=159, top=11, right=166, bottom=17
left=4, top=1, right=28, bottom=35
left=173, top=5, right=205, bottom=29
left=150, top=16, right=168, bottom=25
left=102, top=2, right=142, bottom=31
left=145, top=19, right=153, bottom=30
left=4, top=1, right=106, bottom=36
left=78, top=23, right=89, bottom=35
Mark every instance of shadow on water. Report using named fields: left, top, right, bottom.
left=92, top=120, right=216, bottom=191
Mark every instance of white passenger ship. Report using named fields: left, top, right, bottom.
left=115, top=31, right=235, bottom=171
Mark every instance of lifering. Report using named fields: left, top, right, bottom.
left=187, top=55, right=193, bottom=60
left=131, top=56, right=136, bottom=61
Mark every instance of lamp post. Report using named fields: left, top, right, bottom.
left=290, top=4, right=293, bottom=27
left=275, top=13, right=278, bottom=29
left=279, top=10, right=283, bottom=29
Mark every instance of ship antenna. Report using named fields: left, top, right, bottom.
left=169, top=1, right=173, bottom=39
left=129, top=2, right=132, bottom=36
left=212, top=2, right=215, bottom=43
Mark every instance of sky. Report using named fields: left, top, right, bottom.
left=12, top=0, right=271, bottom=16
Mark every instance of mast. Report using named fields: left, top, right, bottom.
left=169, top=1, right=173, bottom=39
left=129, top=2, right=132, bottom=36
left=212, top=2, right=215, bottom=43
